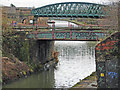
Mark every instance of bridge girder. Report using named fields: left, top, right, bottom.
left=31, top=2, right=108, bottom=18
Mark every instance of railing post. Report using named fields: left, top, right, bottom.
left=89, top=24, right=91, bottom=39
left=44, top=34, right=45, bottom=39
left=52, top=23, right=55, bottom=39
left=52, top=30, right=54, bottom=39
left=64, top=34, right=66, bottom=39
left=52, top=31, right=55, bottom=39
left=96, top=35, right=98, bottom=41
left=90, top=24, right=92, bottom=29
left=89, top=30, right=91, bottom=39
left=85, top=36, right=87, bottom=40
left=35, top=30, right=37, bottom=39
left=70, top=30, right=72, bottom=39
left=70, top=24, right=72, bottom=29
left=75, top=34, right=76, bottom=40
left=90, top=24, right=91, bottom=30
left=68, top=22, right=70, bottom=27
left=54, top=34, right=55, bottom=39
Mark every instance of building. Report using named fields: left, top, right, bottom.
left=2, top=4, right=48, bottom=26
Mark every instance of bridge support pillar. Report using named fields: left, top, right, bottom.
left=36, top=40, right=54, bottom=64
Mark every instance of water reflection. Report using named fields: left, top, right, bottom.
left=3, top=41, right=97, bottom=88
left=3, top=68, right=55, bottom=88
left=54, top=41, right=96, bottom=88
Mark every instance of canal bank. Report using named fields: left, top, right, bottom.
left=71, top=72, right=97, bottom=88
left=3, top=41, right=97, bottom=88
left=2, top=31, right=59, bottom=85
left=2, top=53, right=59, bottom=85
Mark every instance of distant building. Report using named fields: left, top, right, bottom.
left=2, top=4, right=48, bottom=26
left=2, top=4, right=34, bottom=24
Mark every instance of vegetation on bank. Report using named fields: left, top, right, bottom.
left=2, top=56, right=58, bottom=85
left=2, top=30, right=59, bottom=84
left=2, top=57, right=31, bottom=84
left=2, top=33, right=58, bottom=84
left=2, top=33, right=38, bottom=84
left=2, top=14, right=59, bottom=85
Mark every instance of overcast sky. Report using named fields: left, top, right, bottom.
left=0, top=0, right=119, bottom=8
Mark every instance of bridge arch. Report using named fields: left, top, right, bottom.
left=31, top=2, right=107, bottom=18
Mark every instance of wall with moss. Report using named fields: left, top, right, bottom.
left=2, top=32, right=55, bottom=65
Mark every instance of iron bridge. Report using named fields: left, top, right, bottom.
left=31, top=2, right=107, bottom=18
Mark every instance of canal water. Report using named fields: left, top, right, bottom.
left=48, top=20, right=78, bottom=28
left=54, top=41, right=96, bottom=88
left=3, top=41, right=97, bottom=88
left=3, top=20, right=97, bottom=88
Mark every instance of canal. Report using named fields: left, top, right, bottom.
left=3, top=20, right=97, bottom=88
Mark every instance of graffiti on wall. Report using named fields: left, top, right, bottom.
left=95, top=32, right=120, bottom=88
left=108, top=72, right=117, bottom=79
left=96, top=40, right=118, bottom=51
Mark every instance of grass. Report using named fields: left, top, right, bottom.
left=83, top=72, right=96, bottom=80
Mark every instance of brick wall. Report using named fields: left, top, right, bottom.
left=95, top=32, right=120, bottom=88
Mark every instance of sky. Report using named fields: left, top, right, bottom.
left=0, top=0, right=119, bottom=8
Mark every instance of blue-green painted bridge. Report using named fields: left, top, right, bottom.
left=26, top=30, right=107, bottom=41
left=32, top=2, right=107, bottom=18
left=16, top=2, right=108, bottom=41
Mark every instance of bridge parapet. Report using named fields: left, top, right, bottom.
left=26, top=31, right=107, bottom=41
